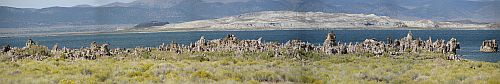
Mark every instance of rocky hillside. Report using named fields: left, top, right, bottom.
left=489, top=23, right=500, bottom=28
left=141, top=11, right=489, bottom=31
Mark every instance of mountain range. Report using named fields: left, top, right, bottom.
left=0, top=0, right=498, bottom=28
left=128, top=11, right=490, bottom=32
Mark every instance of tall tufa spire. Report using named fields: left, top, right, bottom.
left=323, top=31, right=336, bottom=46
left=322, top=32, right=337, bottom=54
left=90, top=41, right=99, bottom=51
left=196, top=36, right=207, bottom=46
left=25, top=38, right=36, bottom=48
left=406, top=31, right=413, bottom=40
left=52, top=43, right=59, bottom=51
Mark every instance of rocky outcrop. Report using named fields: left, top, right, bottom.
left=480, top=40, right=497, bottom=53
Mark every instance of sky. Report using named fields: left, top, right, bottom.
left=0, top=0, right=495, bottom=8
left=0, top=0, right=136, bottom=8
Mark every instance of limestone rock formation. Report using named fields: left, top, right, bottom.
left=25, top=39, right=36, bottom=48
left=51, top=44, right=59, bottom=52
left=4, top=31, right=464, bottom=61
left=50, top=43, right=61, bottom=57
left=90, top=41, right=99, bottom=51
left=322, top=32, right=337, bottom=54
left=480, top=39, right=497, bottom=52
left=447, top=38, right=460, bottom=53
left=447, top=54, right=461, bottom=60
left=2, top=45, right=11, bottom=53
left=100, top=44, right=111, bottom=56
left=194, top=36, right=208, bottom=51
left=405, top=31, right=413, bottom=41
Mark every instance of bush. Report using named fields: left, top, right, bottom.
left=0, top=51, right=498, bottom=83
left=192, top=70, right=214, bottom=80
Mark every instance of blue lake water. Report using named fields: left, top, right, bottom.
left=1, top=30, right=499, bottom=62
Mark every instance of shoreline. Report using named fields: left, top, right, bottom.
left=4, top=27, right=500, bottom=38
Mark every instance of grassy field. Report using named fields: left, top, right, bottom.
left=1, top=49, right=499, bottom=84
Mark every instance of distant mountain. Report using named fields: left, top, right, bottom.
left=0, top=0, right=498, bottom=28
left=0, top=6, right=202, bottom=28
left=134, top=21, right=169, bottom=28
left=99, top=2, right=130, bottom=7
left=101, top=0, right=184, bottom=8
left=72, top=4, right=94, bottom=7
left=130, top=11, right=490, bottom=32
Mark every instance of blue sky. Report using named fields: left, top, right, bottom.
left=0, top=0, right=136, bottom=8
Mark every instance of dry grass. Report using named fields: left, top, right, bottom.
left=0, top=50, right=499, bottom=84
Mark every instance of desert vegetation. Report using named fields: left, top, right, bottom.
left=1, top=48, right=499, bottom=84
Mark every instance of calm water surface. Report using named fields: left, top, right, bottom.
left=1, top=30, right=499, bottom=62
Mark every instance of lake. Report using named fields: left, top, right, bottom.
left=1, top=30, right=499, bottom=62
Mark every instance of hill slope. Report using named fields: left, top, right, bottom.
left=129, top=11, right=489, bottom=32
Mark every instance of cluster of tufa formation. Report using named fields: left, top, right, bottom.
left=3, top=31, right=465, bottom=61
left=2, top=39, right=50, bottom=61
left=319, top=31, right=461, bottom=60
left=49, top=41, right=111, bottom=60
left=480, top=39, right=497, bottom=53
left=155, top=31, right=461, bottom=60
left=3, top=40, right=112, bottom=61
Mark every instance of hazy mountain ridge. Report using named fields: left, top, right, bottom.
left=0, top=0, right=498, bottom=28
left=0, top=6, right=201, bottom=28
